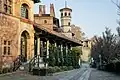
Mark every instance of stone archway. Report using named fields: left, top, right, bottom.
left=20, top=31, right=30, bottom=62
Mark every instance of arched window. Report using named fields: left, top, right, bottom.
left=65, top=12, right=67, bottom=16
left=4, top=0, right=12, bottom=14
left=69, top=13, right=71, bottom=16
left=21, top=4, right=29, bottom=19
left=68, top=22, right=70, bottom=26
left=61, top=13, right=63, bottom=17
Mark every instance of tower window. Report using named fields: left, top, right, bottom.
left=61, top=13, right=63, bottom=17
left=21, top=4, right=29, bottom=19
left=69, top=13, right=71, bottom=16
left=65, top=12, right=67, bottom=16
left=68, top=22, right=70, bottom=26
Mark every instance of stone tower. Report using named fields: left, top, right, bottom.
left=60, top=1, right=72, bottom=38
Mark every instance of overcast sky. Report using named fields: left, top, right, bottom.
left=34, top=0, right=119, bottom=38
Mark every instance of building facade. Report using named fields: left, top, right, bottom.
left=0, top=0, right=82, bottom=71
left=0, top=0, right=35, bottom=69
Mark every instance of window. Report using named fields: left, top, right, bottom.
left=69, top=13, right=71, bottom=16
left=68, top=22, right=70, bottom=26
left=21, top=4, right=29, bottom=19
left=4, top=0, right=12, bottom=14
left=44, top=20, right=47, bottom=24
left=61, top=13, right=63, bottom=17
left=3, top=40, right=11, bottom=55
left=65, top=12, right=67, bottom=16
left=4, top=46, right=7, bottom=55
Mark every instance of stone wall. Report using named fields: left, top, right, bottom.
left=0, top=14, right=19, bottom=68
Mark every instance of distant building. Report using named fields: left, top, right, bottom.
left=70, top=25, right=92, bottom=62
left=81, top=39, right=92, bottom=62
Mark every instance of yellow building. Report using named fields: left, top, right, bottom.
left=81, top=39, right=92, bottom=62
left=70, top=25, right=92, bottom=62
left=0, top=0, right=35, bottom=69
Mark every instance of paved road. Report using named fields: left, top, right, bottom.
left=89, top=69, right=120, bottom=80
left=0, top=67, right=89, bottom=80
left=0, top=64, right=120, bottom=80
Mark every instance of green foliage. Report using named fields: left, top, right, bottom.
left=71, top=47, right=82, bottom=68
left=60, top=66, right=68, bottom=71
left=91, top=27, right=120, bottom=70
left=48, top=43, right=81, bottom=70
left=48, top=44, right=56, bottom=67
left=47, top=66, right=62, bottom=73
left=33, top=0, right=41, bottom=3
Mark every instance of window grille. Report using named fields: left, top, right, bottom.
left=21, top=4, right=28, bottom=19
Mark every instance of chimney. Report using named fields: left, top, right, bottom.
left=39, top=5, right=46, bottom=16
left=43, top=5, right=46, bottom=14
left=39, top=5, right=43, bottom=16
left=50, top=4, right=55, bottom=17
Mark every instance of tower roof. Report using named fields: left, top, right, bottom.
left=60, top=7, right=72, bottom=12
left=60, top=0, right=72, bottom=12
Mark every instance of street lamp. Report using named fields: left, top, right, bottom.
left=99, top=54, right=102, bottom=69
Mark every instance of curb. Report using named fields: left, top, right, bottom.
left=0, top=70, right=27, bottom=77
left=52, top=69, right=79, bottom=76
left=0, top=71, right=17, bottom=77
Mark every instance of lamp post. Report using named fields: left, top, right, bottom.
left=99, top=54, right=102, bottom=69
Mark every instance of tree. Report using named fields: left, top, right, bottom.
left=33, top=0, right=41, bottom=3
left=71, top=47, right=82, bottom=68
left=91, top=28, right=116, bottom=69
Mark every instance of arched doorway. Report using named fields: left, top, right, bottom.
left=20, top=31, right=30, bottom=62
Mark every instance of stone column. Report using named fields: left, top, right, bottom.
left=54, top=42, right=57, bottom=47
left=37, top=37, right=40, bottom=55
left=60, top=44, right=63, bottom=65
left=60, top=44, right=63, bottom=53
left=66, top=44, right=68, bottom=54
left=46, top=40, right=49, bottom=58
left=45, top=40, right=49, bottom=67
left=70, top=44, right=72, bottom=50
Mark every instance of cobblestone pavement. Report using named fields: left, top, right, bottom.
left=89, top=69, right=120, bottom=80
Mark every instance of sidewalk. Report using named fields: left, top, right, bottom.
left=89, top=68, right=120, bottom=80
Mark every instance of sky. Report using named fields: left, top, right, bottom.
left=34, top=0, right=119, bottom=38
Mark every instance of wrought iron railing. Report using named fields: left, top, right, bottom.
left=29, top=55, right=48, bottom=72
left=13, top=55, right=22, bottom=71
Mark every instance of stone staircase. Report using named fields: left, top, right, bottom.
left=12, top=55, right=48, bottom=76
left=29, top=55, right=47, bottom=72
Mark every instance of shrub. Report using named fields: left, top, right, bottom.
left=54, top=66, right=62, bottom=72
left=47, top=67, right=56, bottom=73
left=67, top=66, right=73, bottom=70
left=2, top=68, right=9, bottom=73
left=47, top=66, right=63, bottom=73
left=60, top=66, right=68, bottom=71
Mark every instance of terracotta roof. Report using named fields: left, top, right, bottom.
left=34, top=23, right=82, bottom=46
